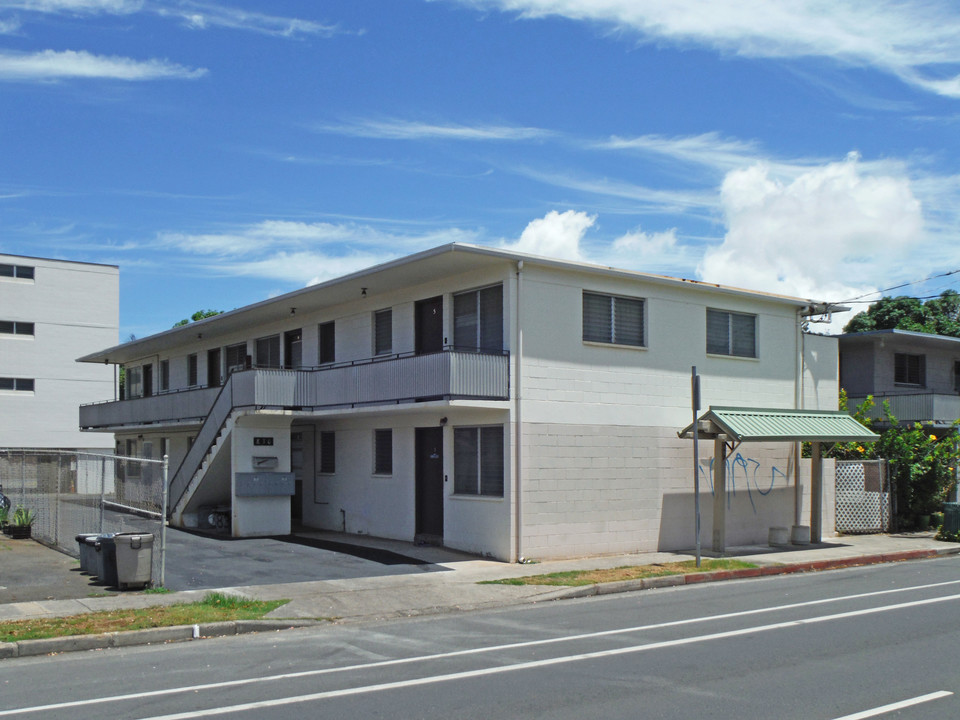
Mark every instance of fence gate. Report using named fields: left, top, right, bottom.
left=836, top=459, right=892, bottom=533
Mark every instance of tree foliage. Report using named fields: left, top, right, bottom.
left=173, top=309, right=223, bottom=328
left=844, top=290, right=960, bottom=337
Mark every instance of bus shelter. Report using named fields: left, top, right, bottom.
left=678, top=407, right=878, bottom=552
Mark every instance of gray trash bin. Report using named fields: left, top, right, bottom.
left=94, top=533, right=118, bottom=586
left=114, top=532, right=154, bottom=590
left=76, top=533, right=99, bottom=573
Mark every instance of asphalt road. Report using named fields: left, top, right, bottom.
left=3, top=556, right=960, bottom=720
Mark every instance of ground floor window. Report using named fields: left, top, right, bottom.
left=374, top=429, right=392, bottom=475
left=319, top=431, right=336, bottom=474
left=454, top=425, right=504, bottom=497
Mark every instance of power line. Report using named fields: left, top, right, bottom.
left=837, top=268, right=960, bottom=304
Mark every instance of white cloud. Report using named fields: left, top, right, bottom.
left=0, top=0, right=141, bottom=12
left=596, top=132, right=765, bottom=174
left=699, top=154, right=927, bottom=331
left=501, top=210, right=595, bottom=260
left=0, top=49, right=206, bottom=80
left=450, top=0, right=960, bottom=98
left=316, top=118, right=553, bottom=142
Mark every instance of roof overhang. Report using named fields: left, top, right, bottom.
left=678, top=406, right=878, bottom=443
left=79, top=242, right=840, bottom=366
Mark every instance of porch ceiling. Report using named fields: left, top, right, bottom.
left=677, top=406, right=878, bottom=443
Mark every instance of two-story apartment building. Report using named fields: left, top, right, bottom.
left=1, top=253, right=117, bottom=452
left=78, top=244, right=840, bottom=561
left=840, top=329, right=960, bottom=428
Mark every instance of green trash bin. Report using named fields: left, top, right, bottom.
left=114, top=532, right=154, bottom=590
left=942, top=503, right=960, bottom=535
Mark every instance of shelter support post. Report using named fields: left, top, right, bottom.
left=811, top=441, right=822, bottom=543
left=712, top=438, right=727, bottom=553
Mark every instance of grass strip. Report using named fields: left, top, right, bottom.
left=481, top=558, right=758, bottom=587
left=0, top=592, right=289, bottom=643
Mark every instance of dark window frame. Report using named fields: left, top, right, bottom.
left=582, top=291, right=645, bottom=348
left=0, top=321, right=35, bottom=336
left=319, top=321, right=335, bottom=365
left=706, top=308, right=757, bottom=358
left=0, top=377, right=34, bottom=392
left=895, top=352, right=925, bottom=386
left=373, top=429, right=393, bottom=475
left=453, top=425, right=504, bottom=498
left=319, top=431, right=336, bottom=474
left=374, top=309, right=393, bottom=356
left=454, top=284, right=504, bottom=352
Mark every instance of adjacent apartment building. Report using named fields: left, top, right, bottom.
left=840, top=329, right=960, bottom=429
left=1, top=254, right=117, bottom=452
left=78, top=244, right=839, bottom=561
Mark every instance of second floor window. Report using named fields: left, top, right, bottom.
left=256, top=335, right=280, bottom=368
left=707, top=308, right=757, bottom=358
left=374, top=309, right=392, bottom=356
left=0, top=264, right=34, bottom=279
left=454, top=284, right=503, bottom=352
left=126, top=366, right=142, bottom=398
left=159, top=359, right=170, bottom=392
left=319, top=321, right=335, bottom=364
left=226, top=343, right=247, bottom=374
left=0, top=321, right=34, bottom=336
left=187, top=354, right=198, bottom=387
left=582, top=291, right=645, bottom=347
left=0, top=377, right=34, bottom=392
left=895, top=353, right=925, bottom=386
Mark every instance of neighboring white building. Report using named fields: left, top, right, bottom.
left=1, top=254, right=117, bottom=452
left=78, top=244, right=840, bottom=560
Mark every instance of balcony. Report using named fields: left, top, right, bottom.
left=80, top=350, right=510, bottom=430
left=847, top=392, right=960, bottom=426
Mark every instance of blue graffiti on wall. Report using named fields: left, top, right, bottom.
left=698, top=454, right=788, bottom=514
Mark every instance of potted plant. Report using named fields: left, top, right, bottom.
left=9, top=507, right=35, bottom=539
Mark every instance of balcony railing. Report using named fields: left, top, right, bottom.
left=80, top=350, right=510, bottom=430
left=847, top=392, right=960, bottom=425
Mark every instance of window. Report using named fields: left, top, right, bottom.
left=256, top=335, right=281, bottom=368
left=225, top=343, right=247, bottom=374
left=454, top=285, right=503, bottom=351
left=187, top=354, right=198, bottom=387
left=0, top=377, right=34, bottom=392
left=126, top=366, right=143, bottom=398
left=374, top=309, right=392, bottom=356
left=124, top=438, right=140, bottom=479
left=0, top=264, right=34, bottom=279
left=895, top=353, right=925, bottom=386
left=0, top=321, right=34, bottom=336
left=706, top=309, right=757, bottom=358
left=159, top=359, right=169, bottom=392
left=319, top=321, right=335, bottom=364
left=319, top=431, right=336, bottom=474
left=374, top=429, right=393, bottom=474
left=582, top=291, right=644, bottom=347
left=454, top=425, right=504, bottom=497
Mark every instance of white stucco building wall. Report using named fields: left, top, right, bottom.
left=0, top=254, right=117, bottom=451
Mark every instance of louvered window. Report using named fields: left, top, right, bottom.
left=582, top=292, right=645, bottom=347
left=454, top=284, right=503, bottom=352
left=706, top=309, right=756, bottom=358
left=374, top=309, right=392, bottom=356
left=454, top=425, right=504, bottom=497
left=255, top=335, right=280, bottom=368
left=894, top=353, right=925, bottom=386
left=319, top=431, right=336, bottom=474
left=0, top=321, right=34, bottom=335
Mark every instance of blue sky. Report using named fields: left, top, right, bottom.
left=2, top=0, right=960, bottom=340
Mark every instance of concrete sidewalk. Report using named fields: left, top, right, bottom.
left=2, top=532, right=959, bottom=659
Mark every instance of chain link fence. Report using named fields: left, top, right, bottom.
left=836, top=459, right=894, bottom=534
left=0, top=449, right=168, bottom=587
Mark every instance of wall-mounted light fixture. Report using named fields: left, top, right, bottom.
left=197, top=333, right=203, bottom=340
left=290, top=307, right=297, bottom=316
left=361, top=287, right=367, bottom=297
left=439, top=417, right=448, bottom=426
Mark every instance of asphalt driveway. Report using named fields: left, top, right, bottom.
left=0, top=528, right=464, bottom=604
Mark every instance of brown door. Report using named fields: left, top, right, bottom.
left=415, top=296, right=443, bottom=355
left=415, top=426, right=444, bottom=541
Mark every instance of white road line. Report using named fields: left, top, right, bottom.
left=832, top=690, right=953, bottom=720
left=4, top=577, right=960, bottom=717
left=129, top=593, right=960, bottom=720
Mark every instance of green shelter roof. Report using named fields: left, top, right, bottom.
left=678, top=406, right=878, bottom=443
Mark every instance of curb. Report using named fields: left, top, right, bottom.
left=0, top=619, right=324, bottom=660
left=529, top=546, right=960, bottom=603
left=2, top=546, right=958, bottom=659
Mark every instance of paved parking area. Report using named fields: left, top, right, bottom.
left=0, top=528, right=467, bottom=604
